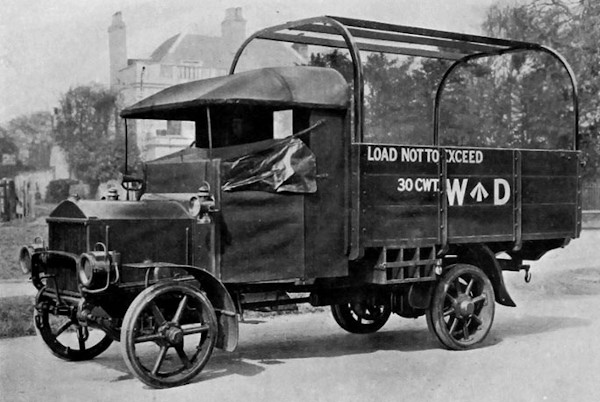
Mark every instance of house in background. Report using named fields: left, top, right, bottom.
left=109, top=7, right=307, bottom=161
left=2, top=130, right=70, bottom=203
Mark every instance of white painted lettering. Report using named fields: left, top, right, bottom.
left=494, top=179, right=511, bottom=205
left=367, top=146, right=374, bottom=161
left=444, top=149, right=484, bottom=164
left=416, top=178, right=437, bottom=192
left=446, top=179, right=468, bottom=206
left=398, top=177, right=440, bottom=193
left=367, top=146, right=398, bottom=162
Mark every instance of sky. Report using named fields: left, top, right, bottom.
left=0, top=0, right=502, bottom=125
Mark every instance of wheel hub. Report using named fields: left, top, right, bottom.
left=455, top=296, right=475, bottom=318
left=161, top=324, right=184, bottom=345
left=351, top=303, right=367, bottom=317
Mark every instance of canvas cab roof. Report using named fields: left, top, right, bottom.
left=120, top=66, right=350, bottom=120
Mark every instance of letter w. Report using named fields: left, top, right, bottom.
left=446, top=179, right=468, bottom=206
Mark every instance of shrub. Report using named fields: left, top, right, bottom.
left=45, top=179, right=77, bottom=203
left=0, top=296, right=36, bottom=338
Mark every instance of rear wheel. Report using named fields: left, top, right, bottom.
left=34, top=289, right=113, bottom=361
left=426, top=264, right=495, bottom=350
left=121, top=281, right=218, bottom=388
left=331, top=301, right=391, bottom=334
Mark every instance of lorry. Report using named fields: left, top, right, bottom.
left=20, top=16, right=581, bottom=388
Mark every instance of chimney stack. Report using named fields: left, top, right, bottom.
left=221, top=7, right=246, bottom=53
left=108, top=11, right=127, bottom=89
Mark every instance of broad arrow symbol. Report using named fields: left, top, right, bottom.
left=470, top=182, right=489, bottom=202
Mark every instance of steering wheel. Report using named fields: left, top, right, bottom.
left=121, top=174, right=144, bottom=193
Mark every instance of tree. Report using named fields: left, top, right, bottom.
left=5, top=111, right=53, bottom=169
left=482, top=0, right=600, bottom=183
left=309, top=50, right=451, bottom=144
left=53, top=84, right=139, bottom=195
left=0, top=127, right=22, bottom=176
left=0, top=127, right=17, bottom=154
left=309, top=50, right=354, bottom=83
left=306, top=4, right=584, bottom=164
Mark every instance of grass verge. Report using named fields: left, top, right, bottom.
left=0, top=213, right=49, bottom=280
left=0, top=295, right=36, bottom=338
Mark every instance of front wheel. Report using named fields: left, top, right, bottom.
left=426, top=264, right=495, bottom=350
left=120, top=281, right=218, bottom=388
left=331, top=302, right=391, bottom=334
left=34, top=289, right=113, bottom=361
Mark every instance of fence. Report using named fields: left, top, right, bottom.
left=583, top=186, right=600, bottom=210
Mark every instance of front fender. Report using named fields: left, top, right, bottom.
left=125, top=262, right=238, bottom=352
left=183, top=266, right=238, bottom=352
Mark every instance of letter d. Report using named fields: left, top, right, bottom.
left=494, top=179, right=510, bottom=205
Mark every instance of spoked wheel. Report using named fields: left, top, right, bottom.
left=121, top=282, right=218, bottom=388
left=34, top=289, right=113, bottom=361
left=331, top=301, right=391, bottom=334
left=426, top=264, right=495, bottom=350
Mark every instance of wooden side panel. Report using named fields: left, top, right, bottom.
left=304, top=111, right=349, bottom=278
left=362, top=205, right=438, bottom=243
left=358, top=144, right=515, bottom=246
left=357, top=144, right=579, bottom=249
left=359, top=144, right=438, bottom=246
left=219, top=191, right=305, bottom=283
left=445, top=150, right=513, bottom=240
left=521, top=150, right=579, bottom=238
left=145, top=161, right=212, bottom=193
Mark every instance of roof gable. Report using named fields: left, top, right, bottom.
left=148, top=31, right=306, bottom=71
left=150, top=33, right=229, bottom=68
left=150, top=34, right=180, bottom=62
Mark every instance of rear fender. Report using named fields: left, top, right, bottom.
left=453, top=244, right=516, bottom=307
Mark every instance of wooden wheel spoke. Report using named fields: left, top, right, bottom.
left=462, top=321, right=470, bottom=340
left=172, top=295, right=189, bottom=324
left=77, top=327, right=86, bottom=351
left=448, top=316, right=459, bottom=335
left=472, top=294, right=486, bottom=305
left=446, top=294, right=457, bottom=305
left=151, top=346, right=169, bottom=376
left=443, top=308, right=454, bottom=317
left=181, top=323, right=210, bottom=335
left=472, top=314, right=483, bottom=326
left=175, top=345, right=192, bottom=369
left=134, top=333, right=163, bottom=344
left=54, top=320, right=73, bottom=337
left=457, top=277, right=469, bottom=293
left=465, top=278, right=475, bottom=295
left=150, top=302, right=166, bottom=325
left=443, top=283, right=454, bottom=296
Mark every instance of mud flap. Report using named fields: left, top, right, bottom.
left=184, top=267, right=239, bottom=352
left=456, top=244, right=517, bottom=307
left=146, top=264, right=239, bottom=351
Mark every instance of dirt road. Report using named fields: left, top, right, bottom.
left=1, top=231, right=599, bottom=402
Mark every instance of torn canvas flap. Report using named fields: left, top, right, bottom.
left=221, top=137, right=317, bottom=193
